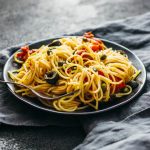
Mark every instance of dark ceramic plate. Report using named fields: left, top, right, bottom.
left=3, top=36, right=146, bottom=115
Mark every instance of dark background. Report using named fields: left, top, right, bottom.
left=0, top=0, right=150, bottom=149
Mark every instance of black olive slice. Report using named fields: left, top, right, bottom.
left=45, top=71, right=59, bottom=84
left=100, top=54, right=107, bottom=60
left=58, top=61, right=66, bottom=67
left=48, top=40, right=62, bottom=47
left=127, top=80, right=139, bottom=89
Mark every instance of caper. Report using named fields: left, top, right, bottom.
left=58, top=61, right=66, bottom=67
left=73, top=51, right=76, bottom=55
left=7, top=72, right=12, bottom=79
left=118, top=50, right=127, bottom=57
left=82, top=38, right=88, bottom=42
left=48, top=40, right=61, bottom=47
left=101, top=82, right=107, bottom=92
left=71, top=66, right=77, bottom=70
left=45, top=71, right=59, bottom=84
left=123, top=87, right=130, bottom=93
left=93, top=67, right=98, bottom=72
left=47, top=47, right=56, bottom=55
left=100, top=54, right=107, bottom=60
left=47, top=50, right=53, bottom=55
left=122, top=54, right=127, bottom=57
left=127, top=80, right=139, bottom=89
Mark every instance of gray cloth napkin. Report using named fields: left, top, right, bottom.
left=73, top=13, right=150, bottom=150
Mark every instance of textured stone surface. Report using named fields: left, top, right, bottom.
left=0, top=125, right=85, bottom=150
left=0, top=0, right=150, bottom=149
left=0, top=0, right=150, bottom=50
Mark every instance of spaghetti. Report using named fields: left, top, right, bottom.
left=8, top=32, right=141, bottom=112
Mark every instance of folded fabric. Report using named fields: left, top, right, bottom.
left=74, top=12, right=150, bottom=149
left=75, top=108, right=150, bottom=150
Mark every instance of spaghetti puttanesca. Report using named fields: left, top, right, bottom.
left=8, top=32, right=141, bottom=112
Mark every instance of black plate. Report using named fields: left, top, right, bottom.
left=3, top=36, right=146, bottom=115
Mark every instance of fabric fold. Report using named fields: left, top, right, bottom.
left=73, top=12, right=150, bottom=150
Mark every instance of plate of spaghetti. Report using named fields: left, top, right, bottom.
left=3, top=32, right=146, bottom=115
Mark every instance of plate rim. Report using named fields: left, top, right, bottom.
left=3, top=36, right=147, bottom=115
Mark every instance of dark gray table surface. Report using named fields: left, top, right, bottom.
left=0, top=0, right=150, bottom=149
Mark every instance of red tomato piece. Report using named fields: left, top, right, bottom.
left=77, top=51, right=83, bottom=55
left=93, top=38, right=103, bottom=44
left=17, top=52, right=24, bottom=58
left=82, top=54, right=92, bottom=60
left=21, top=46, right=29, bottom=53
left=16, top=45, right=30, bottom=61
left=84, top=77, right=88, bottom=82
left=67, top=68, right=71, bottom=74
left=84, top=32, right=94, bottom=38
left=91, top=40, right=99, bottom=45
left=99, top=44, right=104, bottom=50
left=98, top=70, right=104, bottom=76
left=118, top=82, right=126, bottom=89
left=114, top=77, right=126, bottom=93
left=22, top=54, right=28, bottom=61
left=77, top=50, right=86, bottom=55
left=29, top=49, right=36, bottom=54
left=91, top=45, right=100, bottom=52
